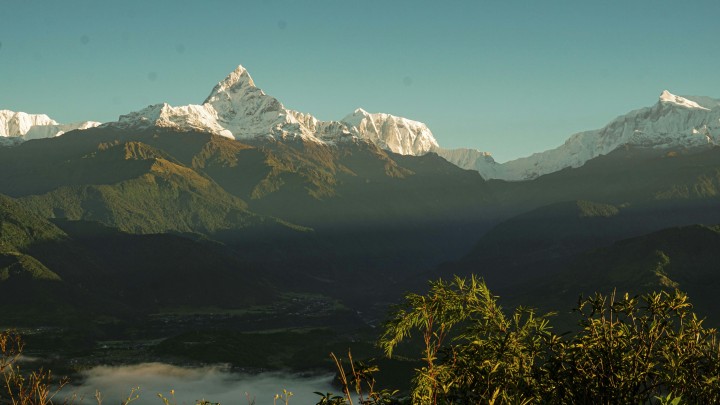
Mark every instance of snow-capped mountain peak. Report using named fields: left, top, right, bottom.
left=340, top=108, right=440, bottom=155
left=110, top=65, right=298, bottom=141
left=1, top=110, right=57, bottom=137
left=659, top=90, right=709, bottom=110
left=0, top=110, right=100, bottom=144
left=203, top=65, right=257, bottom=105
left=440, top=91, right=720, bottom=181
left=342, top=108, right=370, bottom=125
left=106, top=65, right=442, bottom=155
left=8, top=64, right=718, bottom=183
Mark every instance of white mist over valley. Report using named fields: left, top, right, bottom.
left=69, top=363, right=334, bottom=405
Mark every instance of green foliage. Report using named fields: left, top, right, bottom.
left=381, top=277, right=720, bottom=404
left=576, top=200, right=620, bottom=218
left=0, top=252, right=60, bottom=282
left=19, top=162, right=264, bottom=235
left=655, top=393, right=683, bottom=405
left=0, top=194, right=67, bottom=252
left=325, top=352, right=406, bottom=405
left=544, top=290, right=720, bottom=404
left=314, top=392, right=346, bottom=404
left=0, top=330, right=69, bottom=405
left=380, top=275, right=553, bottom=404
left=274, top=389, right=293, bottom=405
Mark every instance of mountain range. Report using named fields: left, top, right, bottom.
left=2, top=65, right=720, bottom=363
left=3, top=65, right=719, bottom=183
left=442, top=90, right=720, bottom=180
left=0, top=110, right=100, bottom=144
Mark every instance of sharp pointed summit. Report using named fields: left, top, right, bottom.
left=203, top=65, right=257, bottom=105
left=94, top=67, right=720, bottom=182
left=105, top=64, right=443, bottom=155
left=659, top=89, right=675, bottom=101
left=658, top=90, right=709, bottom=110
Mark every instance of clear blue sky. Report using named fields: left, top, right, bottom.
left=1, top=0, right=719, bottom=162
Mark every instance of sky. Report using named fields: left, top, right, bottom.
left=1, top=0, right=719, bottom=162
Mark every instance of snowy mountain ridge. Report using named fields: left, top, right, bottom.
left=659, top=90, right=709, bottom=110
left=107, top=65, right=440, bottom=156
left=0, top=110, right=100, bottom=144
left=435, top=90, right=720, bottom=180
left=109, top=67, right=719, bottom=181
left=469, top=90, right=720, bottom=180
left=4, top=65, right=718, bottom=182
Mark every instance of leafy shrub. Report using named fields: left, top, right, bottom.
left=544, top=290, right=720, bottom=404
left=380, top=276, right=720, bottom=404
left=1, top=330, right=68, bottom=405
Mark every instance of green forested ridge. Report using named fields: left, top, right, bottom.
left=0, top=194, right=65, bottom=284
left=12, top=135, right=295, bottom=235
left=0, top=194, right=67, bottom=251
left=0, top=200, right=278, bottom=325
left=431, top=196, right=720, bottom=296
left=3, top=130, right=719, bottom=240
left=2, top=129, right=720, bottom=391
left=0, top=128, right=491, bottom=237
left=0, top=128, right=498, bottom=309
left=0, top=252, right=59, bottom=282
left=1, top=132, right=720, bottom=318
left=513, top=224, right=720, bottom=327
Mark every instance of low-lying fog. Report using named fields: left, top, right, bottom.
left=68, top=363, right=335, bottom=405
